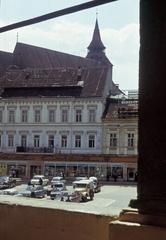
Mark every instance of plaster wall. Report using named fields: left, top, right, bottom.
left=0, top=198, right=117, bottom=240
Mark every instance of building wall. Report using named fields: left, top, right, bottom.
left=0, top=97, right=104, bottom=155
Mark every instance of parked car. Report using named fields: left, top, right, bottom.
left=30, top=175, right=49, bottom=186
left=89, top=177, right=101, bottom=193
left=20, top=185, right=46, bottom=198
left=0, top=189, right=19, bottom=196
left=54, top=190, right=82, bottom=203
left=73, top=179, right=94, bottom=202
left=50, top=183, right=67, bottom=200
left=50, top=177, right=66, bottom=188
left=72, top=176, right=88, bottom=187
left=0, top=176, right=17, bottom=188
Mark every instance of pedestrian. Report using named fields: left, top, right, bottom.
left=66, top=196, right=71, bottom=202
left=113, top=171, right=117, bottom=182
left=39, top=178, right=43, bottom=186
left=28, top=180, right=31, bottom=186
left=106, top=170, right=110, bottom=182
left=30, top=185, right=36, bottom=198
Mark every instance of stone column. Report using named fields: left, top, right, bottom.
left=136, top=0, right=166, bottom=215
left=118, top=0, right=166, bottom=229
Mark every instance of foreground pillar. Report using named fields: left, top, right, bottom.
left=110, top=1, right=166, bottom=236
left=136, top=0, right=166, bottom=216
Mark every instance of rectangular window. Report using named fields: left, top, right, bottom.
left=110, top=133, right=117, bottom=147
left=61, top=135, right=67, bottom=148
left=89, top=109, right=95, bottom=122
left=0, top=135, right=1, bottom=147
left=75, top=135, right=81, bottom=148
left=9, top=110, right=15, bottom=123
left=128, top=133, right=134, bottom=147
left=34, top=135, right=40, bottom=147
left=49, top=110, right=55, bottom=123
left=8, top=135, right=14, bottom=147
left=0, top=111, right=3, bottom=122
left=89, top=135, right=95, bottom=148
left=22, top=110, right=28, bottom=123
left=35, top=110, right=41, bottom=123
left=76, top=110, right=82, bottom=122
left=21, top=135, right=27, bottom=147
left=62, top=110, right=68, bottom=122
left=48, top=135, right=54, bottom=147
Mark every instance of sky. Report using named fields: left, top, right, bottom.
left=0, top=0, right=139, bottom=90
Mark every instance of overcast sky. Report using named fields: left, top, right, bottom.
left=0, top=0, right=139, bottom=90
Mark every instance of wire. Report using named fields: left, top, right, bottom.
left=0, top=0, right=118, bottom=33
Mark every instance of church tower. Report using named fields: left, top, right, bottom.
left=86, top=16, right=112, bottom=66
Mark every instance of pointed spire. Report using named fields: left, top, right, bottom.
left=86, top=15, right=111, bottom=66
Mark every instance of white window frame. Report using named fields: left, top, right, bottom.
left=61, top=135, right=67, bottom=148
left=21, top=135, right=27, bottom=147
left=9, top=110, right=15, bottom=123
left=75, top=135, right=81, bottom=148
left=89, top=135, right=95, bottom=148
left=128, top=133, right=134, bottom=147
left=8, top=135, right=14, bottom=147
left=49, top=109, right=55, bottom=123
left=62, top=110, right=68, bottom=122
left=76, top=109, right=82, bottom=122
left=48, top=135, right=54, bottom=147
left=22, top=110, right=28, bottom=123
left=34, top=135, right=40, bottom=147
left=35, top=110, right=41, bottom=123
left=110, top=133, right=117, bottom=147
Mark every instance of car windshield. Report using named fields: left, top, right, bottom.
left=33, top=177, right=40, bottom=180
left=75, top=184, right=87, bottom=188
left=0, top=176, right=8, bottom=181
left=54, top=184, right=63, bottom=187
left=2, top=191, right=12, bottom=195
left=52, top=178, right=60, bottom=181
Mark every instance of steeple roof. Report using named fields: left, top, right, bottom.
left=86, top=18, right=112, bottom=66
left=87, top=18, right=106, bottom=52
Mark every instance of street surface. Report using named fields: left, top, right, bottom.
left=0, top=183, right=137, bottom=209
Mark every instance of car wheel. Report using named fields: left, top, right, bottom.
left=82, top=196, right=87, bottom=202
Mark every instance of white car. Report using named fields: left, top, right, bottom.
left=72, top=176, right=88, bottom=187
left=31, top=175, right=49, bottom=186
left=0, top=189, right=19, bottom=196
left=50, top=177, right=66, bottom=188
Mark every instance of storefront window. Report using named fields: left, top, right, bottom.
left=56, top=163, right=66, bottom=177
left=112, top=165, right=123, bottom=178
left=66, top=164, right=77, bottom=177
left=101, top=164, right=111, bottom=179
left=89, top=164, right=101, bottom=178
left=17, top=163, right=27, bottom=177
left=127, top=168, right=135, bottom=181
left=44, top=163, right=56, bottom=177
left=77, top=164, right=88, bottom=177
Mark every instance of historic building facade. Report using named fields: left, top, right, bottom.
left=0, top=18, right=138, bottom=181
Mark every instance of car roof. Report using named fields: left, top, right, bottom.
left=2, top=189, right=17, bottom=192
left=33, top=175, right=45, bottom=177
left=75, top=179, right=93, bottom=184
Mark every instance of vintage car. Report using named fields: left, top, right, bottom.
left=20, top=185, right=46, bottom=198
left=72, top=176, right=88, bottom=187
left=0, top=189, right=19, bottom=196
left=50, top=183, right=67, bottom=200
left=0, top=176, right=17, bottom=188
left=30, top=175, right=49, bottom=186
left=50, top=177, right=66, bottom=188
left=73, top=179, right=94, bottom=202
left=54, top=190, right=82, bottom=203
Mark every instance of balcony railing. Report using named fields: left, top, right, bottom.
left=16, top=146, right=54, bottom=153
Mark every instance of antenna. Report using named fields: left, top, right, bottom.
left=16, top=32, right=19, bottom=42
